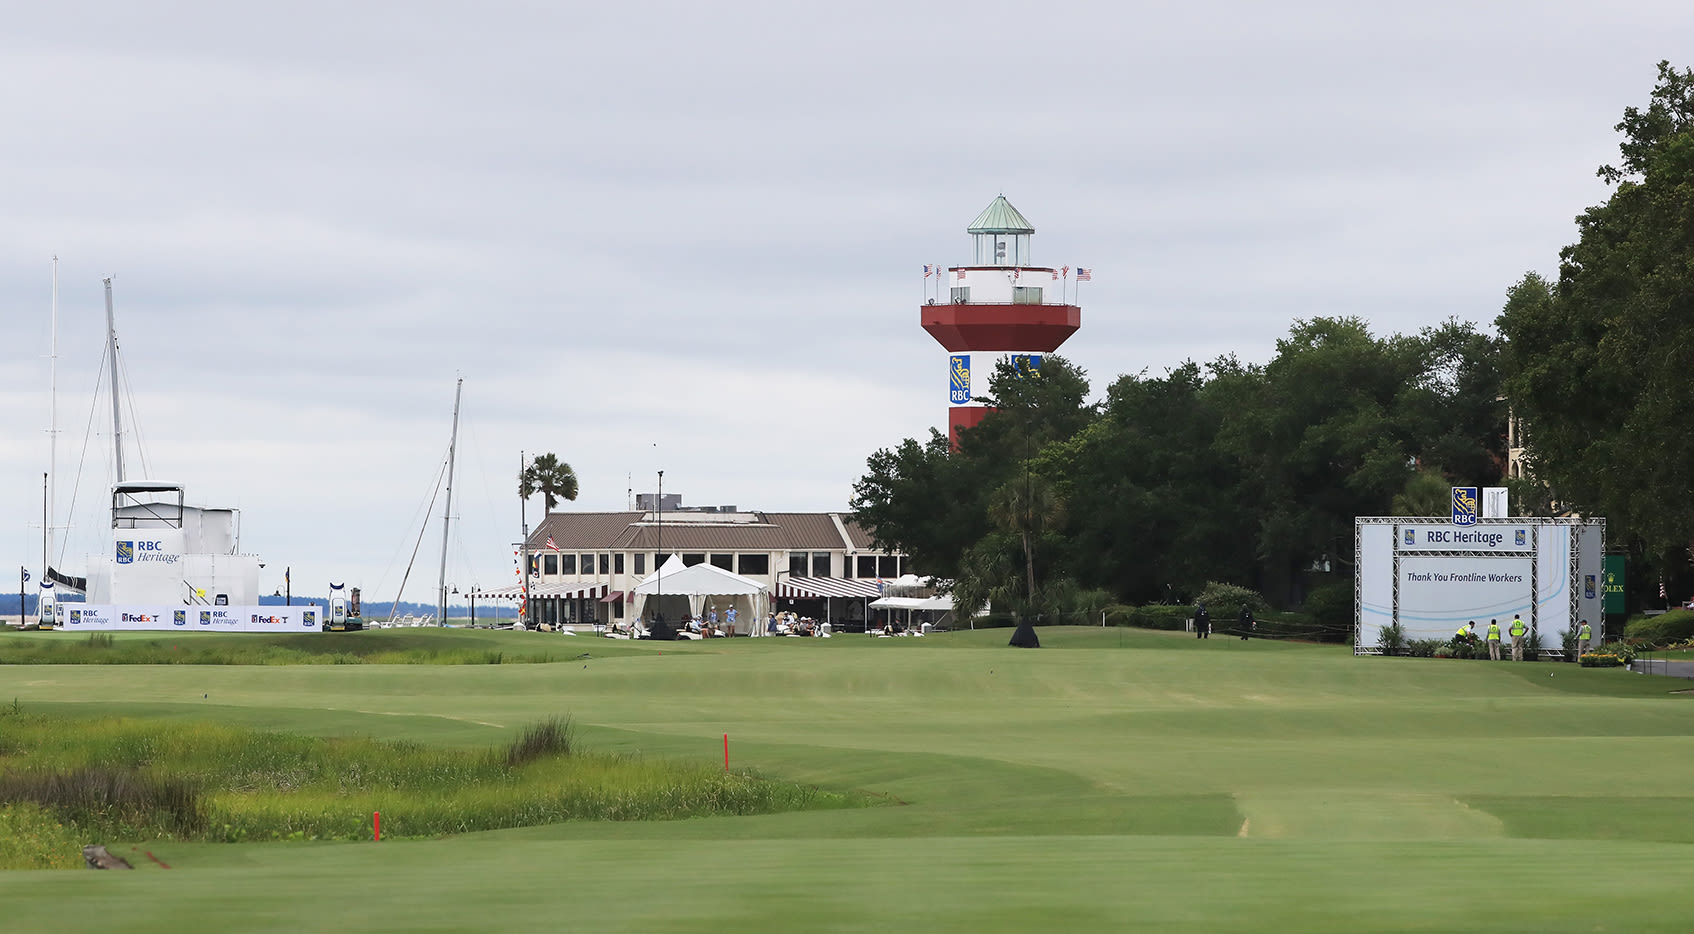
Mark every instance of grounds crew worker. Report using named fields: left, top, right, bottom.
left=1509, top=614, right=1528, bottom=662
left=1577, top=619, right=1593, bottom=658
left=1486, top=619, right=1503, bottom=660
left=1455, top=621, right=1477, bottom=646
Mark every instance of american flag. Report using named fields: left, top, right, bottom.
left=546, top=535, right=559, bottom=551
left=1013, top=268, right=1020, bottom=280
left=923, top=264, right=933, bottom=278
left=1062, top=265, right=1070, bottom=278
left=1076, top=267, right=1093, bottom=281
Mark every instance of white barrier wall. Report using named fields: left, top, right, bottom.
left=1355, top=517, right=1604, bottom=655
left=63, top=605, right=323, bottom=632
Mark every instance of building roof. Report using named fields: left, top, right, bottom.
left=528, top=511, right=888, bottom=553
left=967, top=195, right=1035, bottom=235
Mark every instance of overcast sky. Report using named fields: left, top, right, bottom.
left=3, top=1, right=1690, bottom=603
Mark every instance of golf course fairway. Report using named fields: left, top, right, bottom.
left=3, top=625, right=1692, bottom=932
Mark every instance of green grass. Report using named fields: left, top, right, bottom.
left=0, top=628, right=626, bottom=665
left=2, top=625, right=1694, bottom=931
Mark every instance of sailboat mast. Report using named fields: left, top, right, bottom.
left=436, top=378, right=463, bottom=627
left=102, top=276, right=125, bottom=484
left=46, top=256, right=58, bottom=574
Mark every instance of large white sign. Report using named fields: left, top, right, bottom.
left=1398, top=556, right=1532, bottom=637
left=1355, top=517, right=1604, bottom=656
left=62, top=605, right=322, bottom=632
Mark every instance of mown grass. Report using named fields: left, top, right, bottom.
left=0, top=630, right=569, bottom=665
left=0, top=709, right=866, bottom=868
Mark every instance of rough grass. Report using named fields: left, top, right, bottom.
left=0, top=630, right=565, bottom=665
left=0, top=709, right=865, bottom=865
left=0, top=803, right=83, bottom=870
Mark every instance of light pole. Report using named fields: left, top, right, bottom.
left=655, top=469, right=664, bottom=628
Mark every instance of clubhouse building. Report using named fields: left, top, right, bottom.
left=480, top=500, right=913, bottom=630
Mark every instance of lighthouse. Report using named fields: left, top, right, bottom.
left=921, top=196, right=1081, bottom=448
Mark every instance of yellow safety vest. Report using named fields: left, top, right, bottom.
left=1486, top=623, right=1501, bottom=642
left=1509, top=620, right=1526, bottom=637
left=1579, top=624, right=1592, bottom=639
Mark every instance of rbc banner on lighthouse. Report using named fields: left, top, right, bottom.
left=949, top=355, right=970, bottom=404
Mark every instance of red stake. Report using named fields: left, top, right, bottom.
left=724, top=733, right=729, bottom=771
left=373, top=811, right=381, bottom=842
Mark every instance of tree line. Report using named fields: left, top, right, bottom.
left=852, top=62, right=1694, bottom=621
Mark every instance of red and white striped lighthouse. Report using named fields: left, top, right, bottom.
left=921, top=196, right=1081, bottom=448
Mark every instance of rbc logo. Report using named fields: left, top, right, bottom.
left=116, top=541, right=134, bottom=564
left=1515, top=530, right=1527, bottom=546
left=1403, top=528, right=1416, bottom=546
left=173, top=610, right=186, bottom=626
left=303, top=611, right=316, bottom=627
left=1451, top=487, right=1479, bottom=526
left=949, top=355, right=970, bottom=404
left=199, top=611, right=212, bottom=626
left=70, top=609, right=82, bottom=625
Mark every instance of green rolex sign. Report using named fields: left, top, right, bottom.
left=1602, top=555, right=1626, bottom=615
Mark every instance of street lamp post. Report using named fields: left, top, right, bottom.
left=655, top=469, right=664, bottom=630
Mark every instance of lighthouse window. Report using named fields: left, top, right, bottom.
left=950, top=287, right=971, bottom=303
left=1013, top=286, right=1043, bottom=304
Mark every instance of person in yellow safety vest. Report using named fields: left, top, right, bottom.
left=1577, top=619, right=1593, bottom=659
left=1486, top=619, right=1503, bottom=660
left=1509, top=615, right=1528, bottom=662
left=1455, top=621, right=1477, bottom=647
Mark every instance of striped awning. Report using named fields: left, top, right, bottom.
left=776, top=577, right=883, bottom=599
left=471, top=583, right=609, bottom=600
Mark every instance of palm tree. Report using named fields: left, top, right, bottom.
left=519, top=453, right=580, bottom=513
left=987, top=471, right=1066, bottom=609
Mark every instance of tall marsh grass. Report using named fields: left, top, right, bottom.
left=0, top=709, right=866, bottom=866
left=0, top=632, right=555, bottom=666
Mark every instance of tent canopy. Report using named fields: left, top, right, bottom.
left=870, top=595, right=954, bottom=611
left=631, top=555, right=770, bottom=635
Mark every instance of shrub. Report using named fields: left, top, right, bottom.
left=1580, top=651, right=1627, bottom=668
left=1196, top=582, right=1271, bottom=619
left=1623, top=610, right=1694, bottom=648
left=1377, top=623, right=1407, bottom=656
left=1560, top=628, right=1579, bottom=662
left=1406, top=638, right=1444, bottom=658
left=1100, top=605, right=1136, bottom=627
left=1302, top=582, right=1354, bottom=635
left=1124, top=605, right=1196, bottom=631
left=0, top=803, right=83, bottom=870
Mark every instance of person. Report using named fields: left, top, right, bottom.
left=1194, top=602, right=1211, bottom=640
left=1238, top=605, right=1255, bottom=641
left=725, top=605, right=737, bottom=637
left=1486, top=618, right=1502, bottom=660
left=1454, top=621, right=1477, bottom=651
left=1577, top=619, right=1593, bottom=658
left=1508, top=614, right=1528, bottom=662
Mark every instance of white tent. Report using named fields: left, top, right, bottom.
left=868, top=593, right=956, bottom=630
left=632, top=555, right=771, bottom=636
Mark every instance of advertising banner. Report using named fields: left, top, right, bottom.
left=1396, top=523, right=1535, bottom=554
left=62, top=605, right=322, bottom=632
left=1602, top=555, right=1626, bottom=615
left=949, top=355, right=970, bottom=404
left=1397, top=555, right=1533, bottom=637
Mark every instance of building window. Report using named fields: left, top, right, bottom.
left=599, top=554, right=611, bottom=575
left=790, top=552, right=809, bottom=577
left=1012, top=286, right=1043, bottom=304
left=634, top=553, right=646, bottom=575
left=711, top=553, right=733, bottom=571
left=737, top=554, right=769, bottom=576
left=543, top=554, right=558, bottom=576
left=857, top=555, right=877, bottom=578
left=580, top=555, right=593, bottom=576
left=615, top=553, right=625, bottom=574
left=950, top=286, right=970, bottom=303
left=879, top=555, right=899, bottom=577
left=559, top=553, right=576, bottom=575
left=811, top=552, right=831, bottom=577
left=683, top=553, right=705, bottom=567
left=842, top=558, right=855, bottom=578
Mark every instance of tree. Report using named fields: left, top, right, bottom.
left=519, top=453, right=579, bottom=514
left=1497, top=61, right=1694, bottom=563
left=987, top=471, right=1066, bottom=609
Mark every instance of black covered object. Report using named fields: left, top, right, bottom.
left=1008, top=618, right=1041, bottom=648
left=646, top=618, right=678, bottom=641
